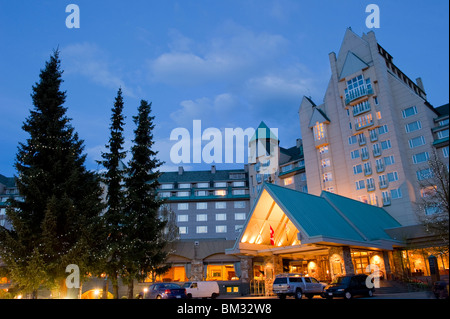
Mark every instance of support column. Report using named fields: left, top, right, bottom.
left=191, top=259, right=204, bottom=281
left=328, top=246, right=354, bottom=279
left=240, top=257, right=253, bottom=284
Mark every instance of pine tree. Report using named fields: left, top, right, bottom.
left=97, top=88, right=127, bottom=299
left=122, top=100, right=167, bottom=298
left=0, top=50, right=104, bottom=298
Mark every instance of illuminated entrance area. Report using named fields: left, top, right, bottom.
left=227, top=183, right=403, bottom=294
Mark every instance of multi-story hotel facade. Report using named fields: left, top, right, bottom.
left=299, top=28, right=448, bottom=227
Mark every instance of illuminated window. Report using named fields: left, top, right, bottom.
left=376, top=111, right=382, bottom=120
left=355, top=113, right=373, bottom=130
left=323, top=172, right=333, bottom=182
left=206, top=264, right=239, bottom=281
left=313, top=122, right=325, bottom=141
left=321, top=158, right=331, bottom=168
left=319, top=145, right=329, bottom=154
left=420, top=186, right=437, bottom=198
left=284, top=177, right=294, bottom=186
left=215, top=189, right=227, bottom=196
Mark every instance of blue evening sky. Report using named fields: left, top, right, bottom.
left=0, top=0, right=448, bottom=176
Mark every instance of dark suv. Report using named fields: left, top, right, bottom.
left=324, top=274, right=374, bottom=299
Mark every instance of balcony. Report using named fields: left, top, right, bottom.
left=364, top=166, right=372, bottom=176
left=373, top=146, right=382, bottom=157
left=376, top=162, right=385, bottom=173
left=369, top=129, right=378, bottom=142
left=382, top=194, right=391, bottom=206
left=361, top=150, right=370, bottom=161
left=352, top=101, right=371, bottom=116
left=345, top=86, right=374, bottom=105
left=367, top=183, right=376, bottom=192
left=358, top=134, right=366, bottom=146
left=379, top=180, right=389, bottom=189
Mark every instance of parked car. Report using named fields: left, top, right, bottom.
left=145, top=283, right=187, bottom=299
left=182, top=281, right=220, bottom=299
left=432, top=281, right=449, bottom=299
left=324, top=274, right=374, bottom=299
left=272, top=273, right=326, bottom=299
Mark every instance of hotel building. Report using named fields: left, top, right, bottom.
left=299, top=28, right=448, bottom=227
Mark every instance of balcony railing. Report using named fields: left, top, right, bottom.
left=373, top=147, right=382, bottom=157
left=379, top=180, right=389, bottom=189
left=345, top=86, right=374, bottom=105
left=361, top=150, right=370, bottom=161
left=352, top=101, right=371, bottom=116
left=382, top=194, right=391, bottom=206
left=376, top=162, right=385, bottom=173
left=358, top=134, right=366, bottom=146
left=364, top=166, right=372, bottom=176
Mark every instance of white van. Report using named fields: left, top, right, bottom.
left=182, top=281, right=220, bottom=299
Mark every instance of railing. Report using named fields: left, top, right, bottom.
left=345, top=87, right=374, bottom=105
left=352, top=101, right=371, bottom=116
left=379, top=180, right=389, bottom=189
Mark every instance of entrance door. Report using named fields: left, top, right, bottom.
left=352, top=251, right=370, bottom=275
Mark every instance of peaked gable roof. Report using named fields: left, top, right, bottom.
left=250, top=121, right=279, bottom=142
left=339, top=51, right=369, bottom=80
left=233, top=183, right=403, bottom=253
left=308, top=107, right=330, bottom=128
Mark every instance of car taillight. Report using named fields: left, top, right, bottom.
left=164, top=289, right=171, bottom=294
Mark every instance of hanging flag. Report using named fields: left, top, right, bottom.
left=270, top=225, right=275, bottom=246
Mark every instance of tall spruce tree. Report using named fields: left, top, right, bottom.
left=122, top=100, right=167, bottom=298
left=97, top=88, right=127, bottom=299
left=0, top=50, right=104, bottom=298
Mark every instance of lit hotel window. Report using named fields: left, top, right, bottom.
left=284, top=177, right=294, bottom=186
left=313, top=122, right=325, bottom=141
left=215, top=189, right=227, bottom=196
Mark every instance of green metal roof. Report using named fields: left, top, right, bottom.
left=263, top=183, right=401, bottom=244
left=320, top=191, right=401, bottom=241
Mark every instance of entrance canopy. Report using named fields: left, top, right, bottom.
left=227, top=183, right=403, bottom=256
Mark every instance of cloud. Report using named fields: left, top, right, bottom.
left=170, top=93, right=241, bottom=128
left=147, top=24, right=289, bottom=86
left=61, top=43, right=136, bottom=97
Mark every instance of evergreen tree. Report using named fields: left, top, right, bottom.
left=0, top=50, right=104, bottom=298
left=122, top=100, right=167, bottom=298
left=97, top=88, right=127, bottom=299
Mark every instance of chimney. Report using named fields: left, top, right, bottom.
left=296, top=138, right=302, bottom=148
left=211, top=165, right=216, bottom=174
left=178, top=166, right=184, bottom=175
left=416, top=77, right=425, bottom=92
